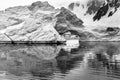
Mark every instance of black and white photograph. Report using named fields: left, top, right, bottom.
left=0, top=0, right=120, bottom=80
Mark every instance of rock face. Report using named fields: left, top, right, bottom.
left=55, top=7, right=84, bottom=34
left=85, top=0, right=120, bottom=21
left=68, top=2, right=80, bottom=10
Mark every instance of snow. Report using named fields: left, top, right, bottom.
left=0, top=22, right=25, bottom=33
left=37, top=10, right=55, bottom=14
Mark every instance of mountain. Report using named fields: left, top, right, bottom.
left=68, top=0, right=120, bottom=21
left=66, top=0, right=120, bottom=41
left=68, top=0, right=120, bottom=27
left=0, top=1, right=84, bottom=42
left=0, top=1, right=120, bottom=42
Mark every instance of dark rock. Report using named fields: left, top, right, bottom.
left=93, top=4, right=109, bottom=21
left=106, top=27, right=119, bottom=32
left=76, top=3, right=80, bottom=7
left=58, top=7, right=83, bottom=26
left=67, top=30, right=80, bottom=36
left=68, top=2, right=80, bottom=10
left=68, top=3, right=75, bottom=10
left=106, top=27, right=115, bottom=32
left=55, top=7, right=83, bottom=34
left=106, top=27, right=120, bottom=35
left=85, top=0, right=120, bottom=21
left=86, top=0, right=104, bottom=15
left=82, top=5, right=84, bottom=8
left=55, top=23, right=68, bottom=34
left=108, top=11, right=114, bottom=17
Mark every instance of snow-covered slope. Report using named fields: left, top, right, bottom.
left=68, top=0, right=120, bottom=27
left=66, top=0, right=120, bottom=41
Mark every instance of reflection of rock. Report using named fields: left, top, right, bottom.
left=0, top=42, right=120, bottom=80
left=77, top=42, right=120, bottom=79
left=0, top=43, right=89, bottom=79
left=30, top=60, right=57, bottom=78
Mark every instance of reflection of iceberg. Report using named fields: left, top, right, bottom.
left=0, top=71, right=7, bottom=77
left=64, top=32, right=80, bottom=49
left=0, top=44, right=62, bottom=79
left=0, top=44, right=62, bottom=60
left=62, top=40, right=80, bottom=52
left=112, top=54, right=120, bottom=62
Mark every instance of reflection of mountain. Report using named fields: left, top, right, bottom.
left=86, top=42, right=120, bottom=79
left=56, top=49, right=84, bottom=74
left=0, top=44, right=87, bottom=80
left=0, top=42, right=120, bottom=80
left=0, top=44, right=61, bottom=79
left=55, top=42, right=120, bottom=80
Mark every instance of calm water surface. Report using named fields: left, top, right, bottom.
left=0, top=42, right=120, bottom=80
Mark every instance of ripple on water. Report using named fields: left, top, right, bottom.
left=0, top=42, right=119, bottom=80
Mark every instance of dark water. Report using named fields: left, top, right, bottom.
left=0, top=42, right=120, bottom=80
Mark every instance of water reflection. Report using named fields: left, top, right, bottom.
left=0, top=42, right=120, bottom=80
left=56, top=49, right=84, bottom=74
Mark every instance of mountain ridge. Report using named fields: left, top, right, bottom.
left=0, top=1, right=120, bottom=42
left=68, top=0, right=120, bottom=21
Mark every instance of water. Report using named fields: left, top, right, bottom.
left=0, top=42, right=120, bottom=80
